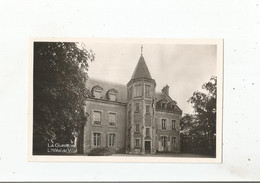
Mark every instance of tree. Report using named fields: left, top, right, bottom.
left=33, top=42, right=95, bottom=154
left=180, top=76, right=217, bottom=156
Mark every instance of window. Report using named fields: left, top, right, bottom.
left=172, top=120, right=176, bottom=130
left=162, top=119, right=166, bottom=130
left=135, top=139, right=140, bottom=147
left=108, top=134, right=116, bottom=146
left=145, top=85, right=151, bottom=97
left=135, top=124, right=140, bottom=132
left=108, top=113, right=116, bottom=127
left=135, top=103, right=140, bottom=112
left=94, top=91, right=101, bottom=99
left=161, top=103, right=166, bottom=109
left=161, top=136, right=167, bottom=147
left=109, top=94, right=116, bottom=101
left=129, top=87, right=133, bottom=99
left=93, top=133, right=101, bottom=146
left=146, top=128, right=150, bottom=136
left=146, top=105, right=150, bottom=114
left=172, top=137, right=176, bottom=145
left=135, top=85, right=142, bottom=97
left=93, top=111, right=101, bottom=125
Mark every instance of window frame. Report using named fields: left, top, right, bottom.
left=93, top=110, right=102, bottom=126
left=145, top=105, right=150, bottom=114
left=129, top=87, right=133, bottom=99
left=134, top=138, right=141, bottom=148
left=145, top=84, right=151, bottom=98
left=134, top=84, right=142, bottom=97
left=108, top=112, right=117, bottom=127
left=146, top=128, right=150, bottom=136
left=109, top=93, right=116, bottom=101
left=108, top=133, right=116, bottom=147
left=135, top=124, right=140, bottom=132
left=161, top=136, right=167, bottom=147
left=171, top=136, right=176, bottom=145
left=93, top=132, right=101, bottom=147
left=161, top=118, right=167, bottom=130
left=94, top=90, right=101, bottom=99
left=135, top=103, right=140, bottom=113
left=161, top=102, right=166, bottom=110
left=172, top=120, right=176, bottom=130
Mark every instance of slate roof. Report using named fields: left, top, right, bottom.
left=86, top=78, right=127, bottom=103
left=131, top=55, right=152, bottom=80
left=155, top=92, right=177, bottom=105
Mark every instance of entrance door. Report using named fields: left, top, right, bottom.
left=145, top=141, right=151, bottom=154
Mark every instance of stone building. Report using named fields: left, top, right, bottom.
left=83, top=48, right=182, bottom=154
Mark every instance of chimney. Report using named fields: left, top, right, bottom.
left=162, top=85, right=169, bottom=96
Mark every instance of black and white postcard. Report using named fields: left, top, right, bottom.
left=28, top=38, right=223, bottom=162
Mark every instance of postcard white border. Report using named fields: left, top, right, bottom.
left=28, top=38, right=223, bottom=163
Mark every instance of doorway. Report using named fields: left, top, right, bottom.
left=145, top=141, right=151, bottom=154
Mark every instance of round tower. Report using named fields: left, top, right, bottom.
left=126, top=46, right=156, bottom=154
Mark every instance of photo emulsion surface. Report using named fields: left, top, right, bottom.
left=30, top=39, right=223, bottom=162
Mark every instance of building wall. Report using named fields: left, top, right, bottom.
left=155, top=111, right=181, bottom=152
left=83, top=100, right=126, bottom=153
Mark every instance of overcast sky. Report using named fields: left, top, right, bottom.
left=84, top=42, right=217, bottom=114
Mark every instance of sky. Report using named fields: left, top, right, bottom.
left=83, top=42, right=217, bottom=114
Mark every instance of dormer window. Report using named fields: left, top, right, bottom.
left=161, top=103, right=166, bottom=110
left=91, top=85, right=103, bottom=99
left=106, top=88, right=118, bottom=101
left=94, top=91, right=101, bottom=99
left=110, top=94, right=116, bottom=101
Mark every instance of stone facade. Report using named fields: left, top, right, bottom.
left=83, top=52, right=182, bottom=154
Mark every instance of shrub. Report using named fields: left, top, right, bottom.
left=88, top=147, right=113, bottom=156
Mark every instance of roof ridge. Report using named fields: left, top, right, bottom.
left=87, top=77, right=126, bottom=87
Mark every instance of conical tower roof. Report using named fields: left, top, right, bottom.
left=131, top=55, right=152, bottom=80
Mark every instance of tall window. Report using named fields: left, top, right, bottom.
left=108, top=134, right=116, bottom=146
left=146, top=105, right=150, bottom=114
left=162, top=119, right=166, bottom=130
left=146, top=128, right=150, bottom=136
left=93, top=111, right=101, bottom=125
left=135, top=103, right=140, bottom=112
left=135, top=139, right=140, bottom=147
left=135, top=85, right=142, bottom=97
left=135, top=124, right=140, bottom=132
left=145, top=85, right=151, bottom=97
left=93, top=133, right=101, bottom=146
left=172, top=120, right=176, bottom=130
left=108, top=113, right=116, bottom=127
left=162, top=136, right=167, bottom=147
